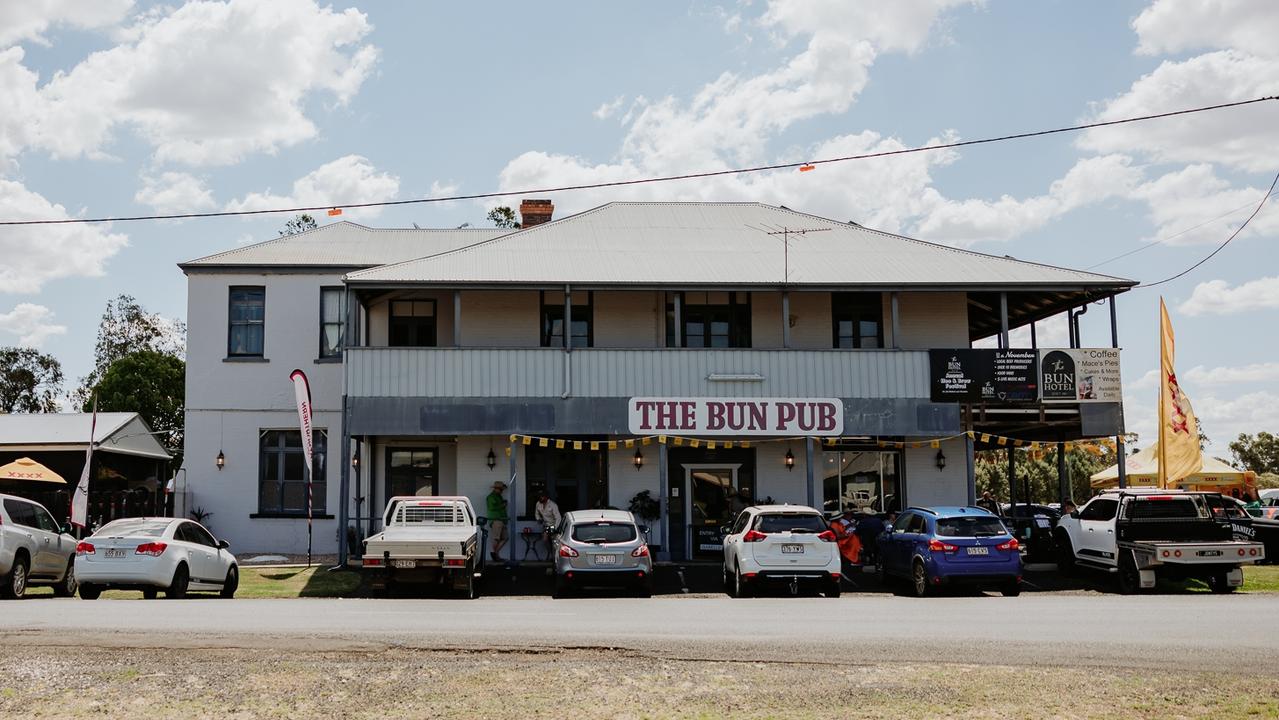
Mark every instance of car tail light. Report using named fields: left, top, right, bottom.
left=559, top=545, right=579, bottom=558
left=995, top=538, right=1019, bottom=552
left=830, top=572, right=841, bottom=580
left=362, top=557, right=382, bottom=567
left=743, top=530, right=768, bottom=543
left=1173, top=549, right=1182, bottom=558
left=817, top=530, right=836, bottom=542
left=928, top=539, right=957, bottom=553
left=76, top=541, right=95, bottom=555
left=135, top=542, right=168, bottom=556
left=443, top=558, right=466, bottom=567
left=631, top=545, right=650, bottom=557
left=1250, top=548, right=1259, bottom=557
left=1239, top=549, right=1247, bottom=557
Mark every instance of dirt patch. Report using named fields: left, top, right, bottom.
left=1, top=645, right=1276, bottom=719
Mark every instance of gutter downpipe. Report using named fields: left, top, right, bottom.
left=1110, top=296, right=1127, bottom=489
left=336, top=287, right=354, bottom=569
left=998, top=292, right=1009, bottom=349
left=562, top=285, right=572, bottom=399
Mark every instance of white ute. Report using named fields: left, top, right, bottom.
left=1055, top=489, right=1264, bottom=594
left=363, top=496, right=482, bottom=598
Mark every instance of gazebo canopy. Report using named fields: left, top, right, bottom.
left=1091, top=443, right=1255, bottom=489
left=0, top=457, right=66, bottom=484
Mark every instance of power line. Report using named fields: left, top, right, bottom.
left=2, top=95, right=1276, bottom=228
left=1138, top=168, right=1279, bottom=289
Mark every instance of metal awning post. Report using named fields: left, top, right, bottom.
left=805, top=437, right=815, bottom=508
left=781, top=291, right=791, bottom=348
left=999, top=292, right=1009, bottom=349
left=1057, top=440, right=1069, bottom=504
left=965, top=434, right=976, bottom=506
left=658, top=441, right=670, bottom=563
left=1111, top=296, right=1127, bottom=489
left=1007, top=445, right=1016, bottom=506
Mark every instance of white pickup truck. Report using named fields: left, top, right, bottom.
left=1055, top=489, right=1265, bottom=594
left=362, top=496, right=482, bottom=598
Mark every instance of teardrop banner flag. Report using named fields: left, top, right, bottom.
left=1157, top=298, right=1201, bottom=488
left=290, top=369, right=315, bottom=565
left=70, top=396, right=97, bottom=529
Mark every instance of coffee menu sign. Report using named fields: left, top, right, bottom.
left=627, top=397, right=843, bottom=436
left=929, top=348, right=1121, bottom=404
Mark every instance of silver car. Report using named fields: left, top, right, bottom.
left=1, top=493, right=78, bottom=599
left=552, top=509, right=653, bottom=597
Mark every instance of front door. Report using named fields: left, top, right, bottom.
left=386, top=448, right=437, bottom=499
left=684, top=465, right=739, bottom=560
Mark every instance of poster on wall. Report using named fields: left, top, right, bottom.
left=1039, top=348, right=1122, bottom=402
left=928, top=350, right=1038, bottom=403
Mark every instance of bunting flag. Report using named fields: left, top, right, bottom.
left=70, top=396, right=97, bottom=529
left=1158, top=298, right=1202, bottom=487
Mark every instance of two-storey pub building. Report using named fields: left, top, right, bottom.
left=181, top=200, right=1134, bottom=561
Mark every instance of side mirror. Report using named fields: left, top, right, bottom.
left=476, top=516, right=489, bottom=528
left=639, top=525, right=650, bottom=535
left=217, top=539, right=231, bottom=549
left=61, top=523, right=73, bottom=535
left=719, top=525, right=731, bottom=536
left=1069, top=511, right=1080, bottom=519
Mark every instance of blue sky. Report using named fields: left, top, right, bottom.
left=1, top=1, right=1277, bottom=456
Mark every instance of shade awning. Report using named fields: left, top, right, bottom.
left=0, top=457, right=67, bottom=484
left=1090, top=443, right=1255, bottom=489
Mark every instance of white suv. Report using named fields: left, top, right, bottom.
left=1, top=493, right=79, bottom=599
left=721, top=504, right=841, bottom=598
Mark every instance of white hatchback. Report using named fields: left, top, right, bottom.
left=76, top=517, right=238, bottom=599
left=722, top=504, right=841, bottom=598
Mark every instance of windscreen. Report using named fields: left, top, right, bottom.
left=935, top=516, right=1007, bottom=537
left=755, top=513, right=827, bottom=534
left=1125, top=497, right=1205, bottom=520
left=96, top=519, right=170, bottom=538
left=571, top=522, right=637, bottom=544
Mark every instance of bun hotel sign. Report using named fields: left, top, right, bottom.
left=628, top=398, right=843, bottom=436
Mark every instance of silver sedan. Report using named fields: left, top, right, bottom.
left=552, top=509, right=653, bottom=597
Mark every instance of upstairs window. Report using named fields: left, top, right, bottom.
left=540, top=290, right=593, bottom=348
left=832, top=292, right=882, bottom=349
left=665, top=291, right=752, bottom=348
left=389, top=300, right=437, bottom=347
left=228, top=286, right=266, bottom=357
left=319, top=287, right=345, bottom=359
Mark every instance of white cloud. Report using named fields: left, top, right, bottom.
left=0, top=47, right=42, bottom=170
left=1183, top=362, right=1279, bottom=385
left=31, top=0, right=379, bottom=166
left=0, top=0, right=134, bottom=48
left=1179, top=276, right=1279, bottom=316
left=1130, top=164, right=1279, bottom=246
left=972, top=312, right=1070, bottom=349
left=1197, top=390, right=1279, bottom=442
left=1132, top=0, right=1279, bottom=58
left=134, top=171, right=216, bottom=214
left=0, top=303, right=66, bottom=347
left=593, top=96, right=625, bottom=120
left=0, top=179, right=129, bottom=293
left=224, top=154, right=399, bottom=220
left=1076, top=51, right=1279, bottom=173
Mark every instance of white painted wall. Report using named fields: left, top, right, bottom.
left=606, top=444, right=662, bottom=545
left=459, top=291, right=539, bottom=347
left=896, top=292, right=969, bottom=349
left=754, top=442, right=813, bottom=507
left=594, top=291, right=662, bottom=348
left=902, top=438, right=969, bottom=507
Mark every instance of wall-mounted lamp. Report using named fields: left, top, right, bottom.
left=486, top=448, right=497, bottom=471
left=633, top=449, right=644, bottom=471
left=784, top=448, right=795, bottom=471
left=216, top=450, right=225, bottom=471
left=352, top=448, right=360, bottom=470
left=935, top=449, right=947, bottom=471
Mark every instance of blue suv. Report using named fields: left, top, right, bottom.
left=877, top=506, right=1022, bottom=597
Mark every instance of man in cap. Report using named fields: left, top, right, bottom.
left=487, top=480, right=510, bottom=562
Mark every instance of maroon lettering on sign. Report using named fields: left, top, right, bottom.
left=797, top=402, right=816, bottom=432
left=678, top=401, right=697, bottom=430
left=775, top=402, right=797, bottom=430
left=655, top=402, right=677, bottom=430
left=706, top=402, right=726, bottom=431
left=749, top=402, right=767, bottom=431
left=635, top=401, right=657, bottom=430
left=817, top=402, right=837, bottom=432
left=724, top=402, right=746, bottom=431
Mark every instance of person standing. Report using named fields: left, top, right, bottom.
left=487, top=480, right=509, bottom=562
left=534, top=491, right=562, bottom=553
left=977, top=491, right=1000, bottom=515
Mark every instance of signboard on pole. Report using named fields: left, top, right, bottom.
left=929, top=348, right=1121, bottom=404
left=1039, top=348, right=1122, bottom=403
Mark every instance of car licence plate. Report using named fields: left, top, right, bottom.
left=594, top=554, right=619, bottom=565
left=966, top=546, right=989, bottom=556
left=392, top=559, right=416, bottom=569
left=781, top=544, right=804, bottom=554
left=1197, top=550, right=1223, bottom=557
left=105, top=548, right=126, bottom=559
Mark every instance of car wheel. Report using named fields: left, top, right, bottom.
left=732, top=565, right=752, bottom=599
left=78, top=583, right=102, bottom=600
left=1054, top=532, right=1076, bottom=576
left=722, top=565, right=733, bottom=595
left=1000, top=580, right=1021, bottom=597
left=1206, top=572, right=1237, bottom=594
left=552, top=575, right=570, bottom=599
left=461, top=563, right=480, bottom=600
left=220, top=565, right=239, bottom=599
left=910, top=560, right=931, bottom=598
left=824, top=579, right=842, bottom=598
left=166, top=563, right=189, bottom=599
left=142, top=589, right=158, bottom=600
left=635, top=580, right=653, bottom=599
left=1116, top=552, right=1141, bottom=595
left=2, top=555, right=29, bottom=599
left=52, top=558, right=78, bottom=597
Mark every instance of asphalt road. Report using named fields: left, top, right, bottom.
left=6, top=593, right=1278, bottom=671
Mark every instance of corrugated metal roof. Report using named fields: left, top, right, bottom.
left=0, top=412, right=172, bottom=460
left=346, top=202, right=1135, bottom=288
left=181, top=221, right=509, bottom=269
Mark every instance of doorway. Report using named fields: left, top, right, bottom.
left=683, top=464, right=741, bottom=560
left=385, top=448, right=437, bottom=499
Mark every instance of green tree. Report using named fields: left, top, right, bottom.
left=1229, top=432, right=1279, bottom=475
left=486, top=206, right=520, bottom=229
left=975, top=444, right=1117, bottom=505
left=0, top=347, right=64, bottom=413
left=87, top=350, right=185, bottom=466
left=72, top=294, right=185, bottom=407
left=280, top=214, right=319, bottom=236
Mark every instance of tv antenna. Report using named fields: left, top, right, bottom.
left=753, top=224, right=831, bottom=283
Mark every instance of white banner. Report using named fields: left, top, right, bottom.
left=1040, top=348, right=1122, bottom=403
left=628, top=397, right=843, bottom=436
left=70, top=397, right=96, bottom=528
left=289, top=369, right=315, bottom=483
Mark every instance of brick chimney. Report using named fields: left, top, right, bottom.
left=519, top=199, right=554, bottom=228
